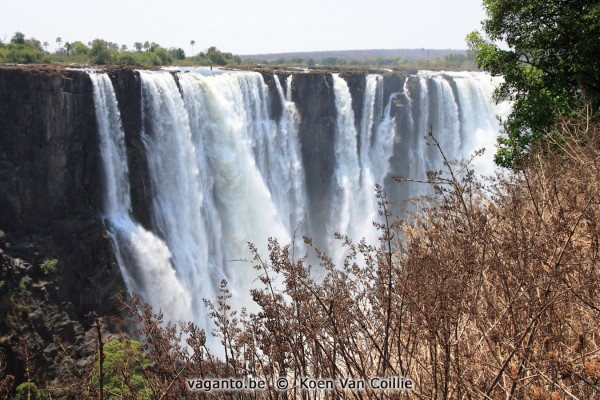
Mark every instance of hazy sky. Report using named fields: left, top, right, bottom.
left=1, top=0, right=486, bottom=55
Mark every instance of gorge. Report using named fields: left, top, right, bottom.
left=0, top=66, right=506, bottom=361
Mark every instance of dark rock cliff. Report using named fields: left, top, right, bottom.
left=290, top=72, right=337, bottom=239
left=106, top=69, right=153, bottom=231
left=259, top=71, right=290, bottom=122
left=0, top=66, right=120, bottom=316
left=339, top=72, right=366, bottom=133
left=0, top=65, right=124, bottom=383
left=0, top=67, right=100, bottom=230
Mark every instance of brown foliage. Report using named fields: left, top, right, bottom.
left=12, top=112, right=600, bottom=399
left=109, top=112, right=598, bottom=399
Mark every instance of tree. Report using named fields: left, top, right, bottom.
left=143, top=41, right=150, bottom=51
left=169, top=47, right=185, bottom=60
left=206, top=46, right=226, bottom=65
left=190, top=40, right=195, bottom=59
left=71, top=41, right=89, bottom=56
left=55, top=37, right=62, bottom=52
left=89, top=39, right=114, bottom=64
left=11, top=32, right=25, bottom=45
left=42, top=41, right=49, bottom=52
left=467, top=0, right=600, bottom=167
left=133, top=42, right=142, bottom=52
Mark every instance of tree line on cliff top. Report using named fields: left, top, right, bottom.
left=0, top=32, right=241, bottom=67
left=0, top=31, right=479, bottom=71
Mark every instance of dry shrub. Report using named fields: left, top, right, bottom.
left=26, top=111, right=600, bottom=399
left=116, top=111, right=598, bottom=399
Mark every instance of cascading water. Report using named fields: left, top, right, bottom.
left=389, top=71, right=507, bottom=203
left=329, top=74, right=398, bottom=259
left=89, top=68, right=506, bottom=339
left=330, top=74, right=362, bottom=258
left=89, top=72, right=192, bottom=323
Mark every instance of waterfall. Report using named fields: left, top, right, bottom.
left=330, top=74, right=362, bottom=257
left=89, top=72, right=192, bottom=323
left=272, top=74, right=306, bottom=234
left=140, top=70, right=292, bottom=313
left=90, top=69, right=506, bottom=338
left=330, top=74, right=398, bottom=258
left=388, top=71, right=507, bottom=204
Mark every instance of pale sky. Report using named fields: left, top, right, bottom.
left=0, top=0, right=487, bottom=55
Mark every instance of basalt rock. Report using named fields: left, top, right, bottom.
left=0, top=65, right=122, bottom=328
left=290, top=72, right=337, bottom=240
left=106, top=69, right=154, bottom=231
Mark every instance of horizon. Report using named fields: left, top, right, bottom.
left=239, top=47, right=470, bottom=57
left=2, top=0, right=486, bottom=55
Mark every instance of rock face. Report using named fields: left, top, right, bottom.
left=0, top=66, right=120, bottom=312
left=259, top=71, right=289, bottom=122
left=290, top=72, right=338, bottom=238
left=339, top=72, right=366, bottom=132
left=0, top=67, right=100, bottom=231
left=0, top=66, right=122, bottom=382
left=106, top=69, right=154, bottom=231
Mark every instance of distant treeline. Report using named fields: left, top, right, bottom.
left=1, top=32, right=477, bottom=70
left=242, top=53, right=477, bottom=70
left=241, top=48, right=478, bottom=70
left=0, top=32, right=241, bottom=66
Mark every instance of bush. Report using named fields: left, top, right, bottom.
left=117, top=53, right=139, bottom=65
left=152, top=47, right=172, bottom=65
left=39, top=259, right=57, bottom=276
left=93, top=339, right=153, bottom=399
left=18, top=276, right=31, bottom=292
left=15, top=382, right=46, bottom=400
left=89, top=39, right=115, bottom=65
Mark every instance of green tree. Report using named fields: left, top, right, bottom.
left=151, top=46, right=172, bottom=65
left=190, top=39, right=195, bottom=59
left=168, top=47, right=185, bottom=60
left=93, top=339, right=152, bottom=399
left=11, top=32, right=25, bottom=45
left=206, top=46, right=226, bottom=65
left=71, top=41, right=89, bottom=56
left=133, top=42, right=143, bottom=52
left=89, top=39, right=114, bottom=64
left=5, top=33, right=46, bottom=63
left=55, top=37, right=62, bottom=52
left=467, top=0, right=600, bottom=167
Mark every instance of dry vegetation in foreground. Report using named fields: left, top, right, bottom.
left=2, top=112, right=599, bottom=399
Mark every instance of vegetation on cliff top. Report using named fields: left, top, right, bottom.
left=0, top=32, right=476, bottom=71
left=0, top=32, right=241, bottom=67
left=242, top=51, right=478, bottom=71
